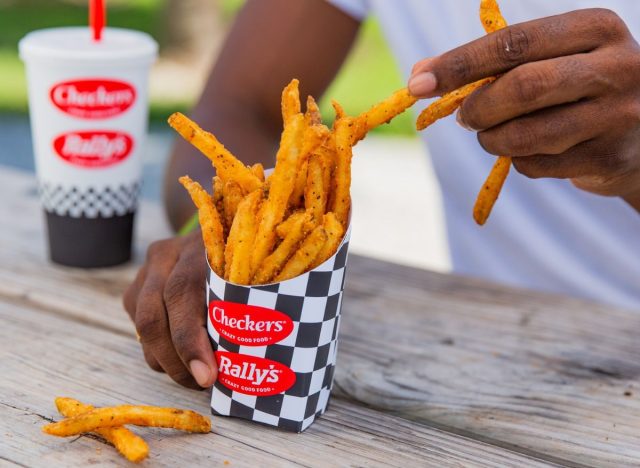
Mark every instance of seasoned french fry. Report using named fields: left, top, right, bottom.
left=227, top=190, right=263, bottom=284
left=275, top=225, right=328, bottom=282
left=55, top=397, right=148, bottom=463
left=305, top=95, right=322, bottom=126
left=253, top=211, right=314, bottom=284
left=212, top=176, right=224, bottom=211
left=474, top=156, right=511, bottom=225
left=330, top=117, right=355, bottom=227
left=251, top=163, right=265, bottom=182
left=222, top=179, right=244, bottom=231
left=168, top=112, right=262, bottom=193
left=289, top=124, right=330, bottom=208
left=276, top=210, right=306, bottom=238
left=305, top=151, right=332, bottom=222
left=281, top=78, right=301, bottom=125
left=353, top=88, right=417, bottom=142
left=251, top=114, right=306, bottom=276
left=179, top=176, right=225, bottom=277
left=480, top=0, right=507, bottom=33
left=42, top=405, right=211, bottom=437
left=416, top=77, right=496, bottom=131
left=311, top=212, right=345, bottom=269
left=331, top=99, right=346, bottom=121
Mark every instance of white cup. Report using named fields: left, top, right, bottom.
left=19, top=27, right=157, bottom=267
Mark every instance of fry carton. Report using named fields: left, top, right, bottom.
left=206, top=224, right=351, bottom=432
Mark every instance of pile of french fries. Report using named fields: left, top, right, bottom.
left=42, top=397, right=211, bottom=463
left=172, top=80, right=416, bottom=285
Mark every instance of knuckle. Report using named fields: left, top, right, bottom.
left=163, top=272, right=197, bottom=310
left=510, top=66, right=550, bottom=104
left=171, top=327, right=193, bottom=356
left=146, top=239, right=172, bottom=260
left=593, top=9, right=625, bottom=37
left=135, top=313, right=162, bottom=343
left=447, top=50, right=476, bottom=83
left=493, top=26, right=532, bottom=66
left=503, top=125, right=538, bottom=156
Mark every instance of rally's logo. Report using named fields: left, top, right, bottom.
left=209, top=300, right=294, bottom=346
left=50, top=79, right=136, bottom=119
left=53, top=131, right=133, bottom=168
left=215, top=352, right=296, bottom=396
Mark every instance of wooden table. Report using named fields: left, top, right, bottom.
left=2, top=167, right=639, bottom=467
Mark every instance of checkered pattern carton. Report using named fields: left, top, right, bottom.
left=206, top=225, right=351, bottom=432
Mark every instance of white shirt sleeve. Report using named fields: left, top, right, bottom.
left=325, top=0, right=370, bottom=21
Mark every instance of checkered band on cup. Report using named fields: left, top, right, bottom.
left=206, top=226, right=351, bottom=432
left=39, top=182, right=139, bottom=218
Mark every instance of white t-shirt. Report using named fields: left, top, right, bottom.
left=329, top=0, right=640, bottom=310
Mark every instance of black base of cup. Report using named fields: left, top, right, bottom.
left=45, top=211, right=134, bottom=268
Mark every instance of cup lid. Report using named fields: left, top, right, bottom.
left=19, top=27, right=158, bottom=66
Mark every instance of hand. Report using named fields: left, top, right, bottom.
left=409, top=9, right=640, bottom=208
left=123, top=230, right=217, bottom=389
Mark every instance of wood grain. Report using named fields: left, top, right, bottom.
left=3, top=167, right=640, bottom=467
left=0, top=299, right=553, bottom=467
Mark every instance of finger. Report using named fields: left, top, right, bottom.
left=510, top=138, right=616, bottom=181
left=409, top=8, right=628, bottom=97
left=458, top=54, right=609, bottom=131
left=165, top=242, right=217, bottom=388
left=123, top=265, right=147, bottom=321
left=477, top=99, right=606, bottom=157
left=135, top=249, right=199, bottom=389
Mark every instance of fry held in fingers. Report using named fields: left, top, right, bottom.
left=474, top=156, right=511, bottom=225
left=43, top=404, right=211, bottom=437
left=55, top=397, right=149, bottom=463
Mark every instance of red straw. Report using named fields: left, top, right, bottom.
left=90, top=0, right=105, bottom=42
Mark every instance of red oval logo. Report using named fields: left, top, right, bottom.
left=209, top=300, right=294, bottom=346
left=53, top=131, right=133, bottom=168
left=215, top=351, right=296, bottom=396
left=50, top=79, right=136, bottom=119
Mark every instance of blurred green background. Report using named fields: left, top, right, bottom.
left=0, top=0, right=413, bottom=135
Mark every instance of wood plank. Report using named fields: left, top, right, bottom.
left=0, top=300, right=553, bottom=467
left=4, top=166, right=640, bottom=466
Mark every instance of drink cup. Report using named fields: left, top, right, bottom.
left=19, top=27, right=157, bottom=267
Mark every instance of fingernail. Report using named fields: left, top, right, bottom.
left=456, top=110, right=474, bottom=131
left=189, top=360, right=212, bottom=387
left=408, top=72, right=437, bottom=97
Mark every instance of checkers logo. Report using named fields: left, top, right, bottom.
left=53, top=131, right=133, bottom=168
left=209, top=300, right=294, bottom=346
left=50, top=79, right=136, bottom=119
left=216, top=351, right=296, bottom=396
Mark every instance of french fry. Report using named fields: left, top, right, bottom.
left=305, top=151, right=332, bottom=222
left=222, top=179, right=244, bottom=231
left=55, top=397, right=148, bottom=463
left=179, top=176, right=225, bottom=277
left=415, top=77, right=496, bottom=131
left=311, top=212, right=345, bottom=269
left=212, top=176, right=224, bottom=212
left=253, top=211, right=314, bottom=284
left=473, top=156, right=511, bottom=225
left=276, top=210, right=307, bottom=238
left=289, top=124, right=330, bottom=208
left=305, top=95, right=322, bottom=126
left=353, top=88, right=417, bottom=142
left=281, top=78, right=301, bottom=125
left=480, top=0, right=508, bottom=32
left=251, top=163, right=265, bottom=182
left=42, top=405, right=211, bottom=437
left=275, top=225, right=328, bottom=282
left=473, top=0, right=510, bottom=225
left=168, top=112, right=262, bottom=193
left=330, top=117, right=355, bottom=227
left=331, top=99, right=346, bottom=121
left=227, top=190, right=262, bottom=284
left=251, top=114, right=306, bottom=276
